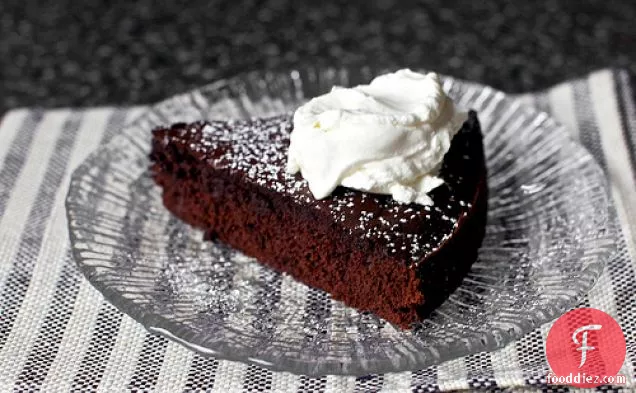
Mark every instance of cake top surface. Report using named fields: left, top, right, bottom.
left=154, top=112, right=485, bottom=265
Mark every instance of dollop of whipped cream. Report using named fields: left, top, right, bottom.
left=286, top=69, right=467, bottom=205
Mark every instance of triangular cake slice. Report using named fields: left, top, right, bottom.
left=149, top=112, right=487, bottom=328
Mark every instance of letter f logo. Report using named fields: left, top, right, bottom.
left=572, top=324, right=602, bottom=368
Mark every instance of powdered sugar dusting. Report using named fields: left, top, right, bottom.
left=166, top=114, right=482, bottom=265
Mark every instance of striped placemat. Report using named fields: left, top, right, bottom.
left=0, top=69, right=634, bottom=392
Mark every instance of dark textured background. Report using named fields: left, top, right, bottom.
left=1, top=0, right=635, bottom=112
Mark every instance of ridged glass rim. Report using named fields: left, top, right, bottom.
left=65, top=66, right=616, bottom=376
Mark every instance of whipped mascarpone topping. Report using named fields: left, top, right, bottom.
left=286, top=69, right=467, bottom=205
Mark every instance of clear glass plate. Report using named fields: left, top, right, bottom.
left=65, top=67, right=615, bottom=376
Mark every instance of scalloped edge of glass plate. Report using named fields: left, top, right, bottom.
left=65, top=66, right=617, bottom=376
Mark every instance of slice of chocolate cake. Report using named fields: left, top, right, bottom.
left=149, top=111, right=487, bottom=329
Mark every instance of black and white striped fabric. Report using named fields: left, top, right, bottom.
left=0, top=69, right=634, bottom=392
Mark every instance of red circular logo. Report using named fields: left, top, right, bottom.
left=546, top=308, right=626, bottom=388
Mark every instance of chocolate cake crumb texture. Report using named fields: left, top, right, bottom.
left=161, top=114, right=480, bottom=265
left=150, top=112, right=487, bottom=327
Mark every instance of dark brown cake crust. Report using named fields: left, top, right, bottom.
left=149, top=112, right=487, bottom=328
